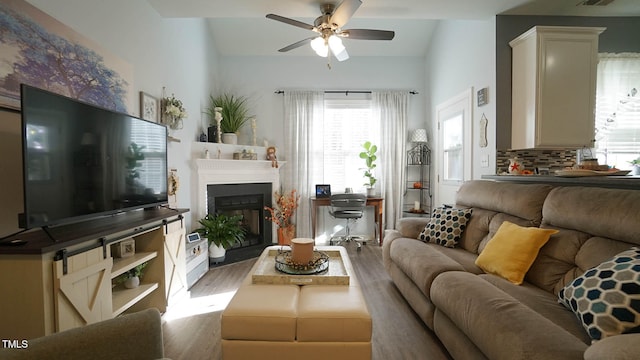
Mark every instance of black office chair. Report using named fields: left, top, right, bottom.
left=328, top=193, right=367, bottom=251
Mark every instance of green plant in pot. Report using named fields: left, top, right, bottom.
left=629, top=157, right=640, bottom=175
left=206, top=94, right=251, bottom=144
left=359, top=141, right=378, bottom=197
left=196, top=213, right=246, bottom=263
left=114, top=262, right=148, bottom=289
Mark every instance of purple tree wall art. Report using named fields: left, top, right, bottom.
left=0, top=0, right=132, bottom=112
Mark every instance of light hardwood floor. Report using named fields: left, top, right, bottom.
left=162, top=243, right=451, bottom=360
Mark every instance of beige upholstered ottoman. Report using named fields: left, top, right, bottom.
left=221, top=246, right=372, bottom=360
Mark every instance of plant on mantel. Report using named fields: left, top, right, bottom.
left=206, top=93, right=251, bottom=133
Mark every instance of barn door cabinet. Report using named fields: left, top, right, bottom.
left=0, top=208, right=188, bottom=340
left=510, top=26, right=605, bottom=149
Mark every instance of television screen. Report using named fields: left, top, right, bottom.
left=19, top=84, right=168, bottom=229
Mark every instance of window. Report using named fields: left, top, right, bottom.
left=129, top=120, right=166, bottom=194
left=595, top=53, right=640, bottom=168
left=312, top=94, right=380, bottom=193
left=442, top=113, right=463, bottom=182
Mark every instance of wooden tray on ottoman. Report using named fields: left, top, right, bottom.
left=252, top=248, right=350, bottom=285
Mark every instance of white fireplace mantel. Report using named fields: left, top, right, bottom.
left=194, top=159, right=286, bottom=222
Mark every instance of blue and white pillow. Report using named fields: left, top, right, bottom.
left=558, top=247, right=640, bottom=341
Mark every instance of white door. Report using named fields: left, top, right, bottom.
left=435, top=89, right=473, bottom=207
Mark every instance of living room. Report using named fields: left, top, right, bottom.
left=1, top=0, right=639, bottom=359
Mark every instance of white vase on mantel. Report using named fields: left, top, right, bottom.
left=222, top=133, right=237, bottom=144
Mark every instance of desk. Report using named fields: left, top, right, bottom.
left=310, top=196, right=384, bottom=246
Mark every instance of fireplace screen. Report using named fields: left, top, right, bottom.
left=207, top=183, right=272, bottom=263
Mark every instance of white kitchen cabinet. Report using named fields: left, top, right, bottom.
left=510, top=26, right=605, bottom=149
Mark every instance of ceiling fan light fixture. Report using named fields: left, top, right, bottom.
left=328, top=35, right=345, bottom=53
left=310, top=37, right=328, bottom=57
left=329, top=35, right=349, bottom=61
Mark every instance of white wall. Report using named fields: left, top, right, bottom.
left=217, top=55, right=428, bottom=152
left=426, top=19, right=497, bottom=205
left=0, top=0, right=220, bottom=236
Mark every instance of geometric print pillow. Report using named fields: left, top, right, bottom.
left=418, top=207, right=472, bottom=248
left=558, top=247, right=640, bottom=342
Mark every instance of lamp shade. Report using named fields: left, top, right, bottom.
left=410, top=129, right=428, bottom=143
left=310, top=37, right=328, bottom=57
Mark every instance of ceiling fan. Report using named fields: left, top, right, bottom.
left=266, top=0, right=395, bottom=64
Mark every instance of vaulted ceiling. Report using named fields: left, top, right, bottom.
left=147, top=0, right=640, bottom=58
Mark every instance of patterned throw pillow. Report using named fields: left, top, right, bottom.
left=558, top=247, right=640, bottom=341
left=418, top=207, right=472, bottom=248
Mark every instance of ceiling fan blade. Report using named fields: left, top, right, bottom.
left=266, top=14, right=314, bottom=31
left=330, top=0, right=362, bottom=28
left=278, top=37, right=317, bottom=52
left=341, top=29, right=395, bottom=41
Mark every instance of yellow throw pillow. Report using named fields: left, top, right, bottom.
left=475, top=221, right=558, bottom=285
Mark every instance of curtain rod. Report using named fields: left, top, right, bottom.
left=274, top=90, right=418, bottom=95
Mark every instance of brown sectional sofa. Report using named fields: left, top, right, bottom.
left=383, top=180, right=640, bottom=360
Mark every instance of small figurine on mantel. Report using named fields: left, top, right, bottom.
left=267, top=146, right=278, bottom=168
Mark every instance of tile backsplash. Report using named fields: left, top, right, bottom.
left=496, top=149, right=576, bottom=174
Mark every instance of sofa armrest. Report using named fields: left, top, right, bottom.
left=0, top=308, right=164, bottom=360
left=584, top=334, right=640, bottom=360
left=396, top=217, right=430, bottom=239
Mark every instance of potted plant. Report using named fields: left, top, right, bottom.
left=114, top=262, right=148, bottom=289
left=359, top=141, right=378, bottom=197
left=629, top=157, right=640, bottom=175
left=264, top=189, right=300, bottom=245
left=196, top=213, right=246, bottom=263
left=206, top=93, right=251, bottom=144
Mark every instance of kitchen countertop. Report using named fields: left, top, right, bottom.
left=481, top=174, right=640, bottom=190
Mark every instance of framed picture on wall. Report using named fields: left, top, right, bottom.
left=140, top=91, right=159, bottom=122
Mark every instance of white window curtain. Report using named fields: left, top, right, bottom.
left=595, top=53, right=640, bottom=166
left=283, top=91, right=324, bottom=238
left=372, top=91, right=408, bottom=231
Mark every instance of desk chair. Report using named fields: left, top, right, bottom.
left=328, top=193, right=367, bottom=251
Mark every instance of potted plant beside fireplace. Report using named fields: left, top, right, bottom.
left=196, top=213, right=246, bottom=263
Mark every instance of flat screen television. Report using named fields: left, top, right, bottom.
left=19, top=84, right=168, bottom=230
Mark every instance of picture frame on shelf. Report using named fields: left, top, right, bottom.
left=112, top=239, right=135, bottom=258
left=139, top=91, right=159, bottom=122
left=315, top=184, right=331, bottom=198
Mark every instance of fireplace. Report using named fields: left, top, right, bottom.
left=207, top=183, right=272, bottom=264
left=194, top=158, right=283, bottom=264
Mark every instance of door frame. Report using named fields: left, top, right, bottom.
left=434, top=88, right=473, bottom=207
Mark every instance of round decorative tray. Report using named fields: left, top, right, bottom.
left=274, top=250, right=329, bottom=275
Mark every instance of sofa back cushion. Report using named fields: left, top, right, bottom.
left=527, top=186, right=640, bottom=295
left=455, top=180, right=554, bottom=254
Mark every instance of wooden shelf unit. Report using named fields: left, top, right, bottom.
left=0, top=208, right=188, bottom=340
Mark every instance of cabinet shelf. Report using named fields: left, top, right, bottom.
left=111, top=251, right=158, bottom=279
left=112, top=282, right=159, bottom=317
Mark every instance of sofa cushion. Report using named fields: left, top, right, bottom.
left=431, top=271, right=588, bottom=360
left=475, top=221, right=558, bottom=285
left=389, top=238, right=465, bottom=297
left=542, top=187, right=640, bottom=247
left=534, top=186, right=640, bottom=296
left=418, top=207, right=472, bottom=248
left=558, top=247, right=640, bottom=341
left=455, top=180, right=553, bottom=226
left=480, top=274, right=591, bottom=344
